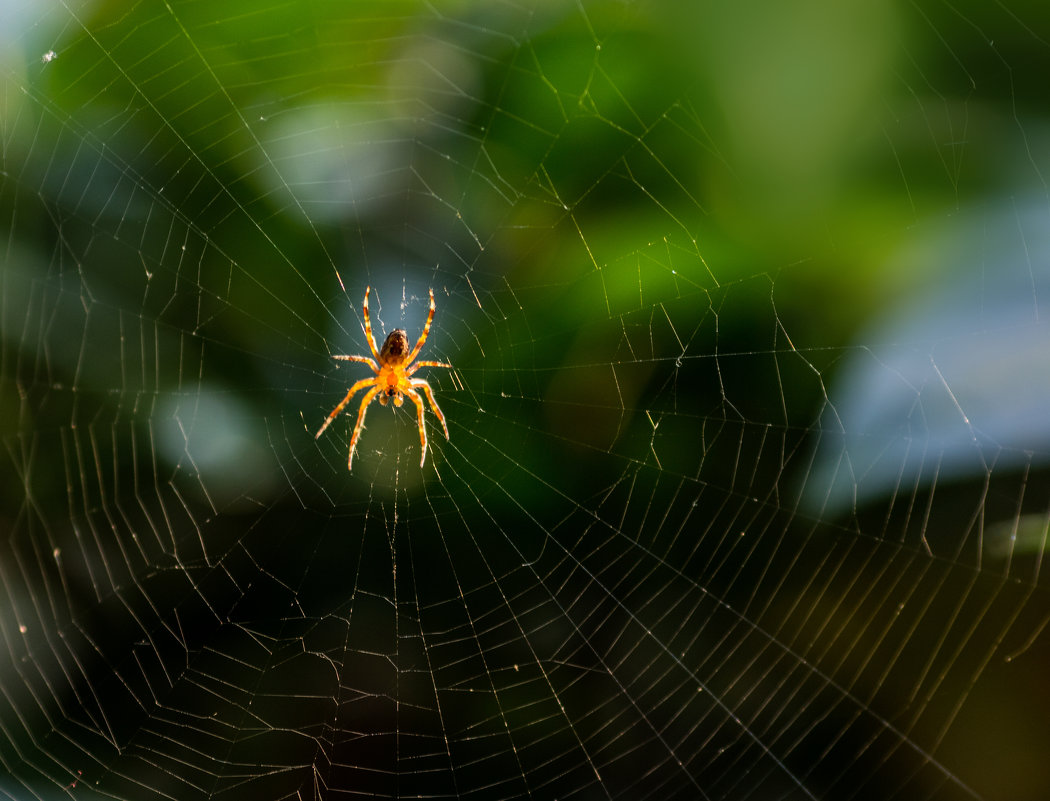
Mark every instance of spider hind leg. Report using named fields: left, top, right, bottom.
left=362, top=286, right=381, bottom=362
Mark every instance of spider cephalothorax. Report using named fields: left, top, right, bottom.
left=315, top=288, right=451, bottom=469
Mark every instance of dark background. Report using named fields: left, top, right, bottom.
left=2, top=1, right=1049, bottom=798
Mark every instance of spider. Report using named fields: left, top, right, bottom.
left=316, top=287, right=451, bottom=469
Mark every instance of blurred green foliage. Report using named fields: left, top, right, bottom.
left=3, top=0, right=1050, bottom=798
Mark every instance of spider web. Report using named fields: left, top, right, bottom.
left=2, top=0, right=1049, bottom=799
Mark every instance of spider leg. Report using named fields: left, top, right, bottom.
left=410, top=378, right=449, bottom=440
left=315, top=377, right=377, bottom=439
left=332, top=354, right=379, bottom=373
left=346, top=385, right=382, bottom=470
left=403, top=386, right=430, bottom=466
left=362, top=286, right=382, bottom=363
left=405, top=289, right=436, bottom=364
left=406, top=359, right=451, bottom=376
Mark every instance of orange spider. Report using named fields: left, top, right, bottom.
left=316, top=287, right=451, bottom=469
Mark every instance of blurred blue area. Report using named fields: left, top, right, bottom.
left=806, top=195, right=1050, bottom=515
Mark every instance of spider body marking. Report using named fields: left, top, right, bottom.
left=316, top=287, right=451, bottom=469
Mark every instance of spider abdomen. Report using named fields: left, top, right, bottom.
left=380, top=329, right=409, bottom=365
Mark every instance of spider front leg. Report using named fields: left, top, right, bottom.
left=315, top=377, right=378, bottom=439
left=407, top=359, right=451, bottom=376
left=411, top=378, right=449, bottom=440
left=346, top=385, right=382, bottom=470
left=403, top=387, right=431, bottom=467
